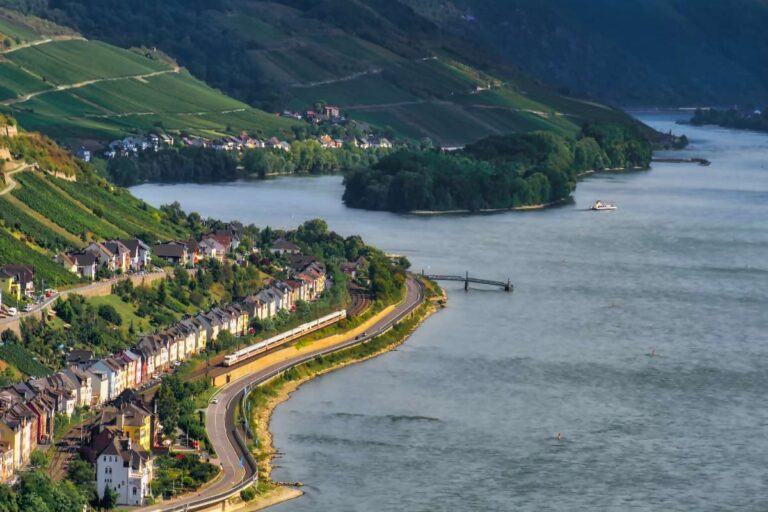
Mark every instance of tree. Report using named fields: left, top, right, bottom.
left=0, top=330, right=19, bottom=345
left=29, top=450, right=48, bottom=469
left=100, top=487, right=119, bottom=510
left=97, top=304, right=122, bottom=325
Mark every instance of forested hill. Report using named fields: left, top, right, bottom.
left=2, top=0, right=649, bottom=145
left=403, top=0, right=768, bottom=107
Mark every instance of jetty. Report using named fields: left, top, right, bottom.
left=652, top=157, right=711, bottom=166
left=424, top=271, right=513, bottom=292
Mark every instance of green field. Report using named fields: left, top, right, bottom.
left=0, top=62, right=50, bottom=101
left=2, top=37, right=297, bottom=141
left=0, top=15, right=38, bottom=42
left=88, top=295, right=152, bottom=334
left=0, top=196, right=73, bottom=251
left=6, top=39, right=168, bottom=85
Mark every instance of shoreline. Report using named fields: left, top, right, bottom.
left=245, top=282, right=445, bottom=509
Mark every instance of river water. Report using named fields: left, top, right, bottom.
left=132, top=113, right=768, bottom=511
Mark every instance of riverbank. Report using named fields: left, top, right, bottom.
left=244, top=279, right=444, bottom=509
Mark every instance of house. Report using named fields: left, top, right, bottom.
left=100, top=402, right=154, bottom=452
left=63, top=251, right=98, bottom=280
left=74, top=147, right=92, bottom=162
left=62, top=367, right=93, bottom=409
left=66, top=349, right=95, bottom=369
left=0, top=442, right=14, bottom=483
left=103, top=240, right=132, bottom=273
left=271, top=238, right=301, bottom=256
left=118, top=238, right=151, bottom=271
left=85, top=242, right=117, bottom=272
left=88, top=359, right=124, bottom=402
left=152, top=242, right=189, bottom=266
left=96, top=435, right=153, bottom=506
left=0, top=269, right=20, bottom=302
left=324, top=106, right=341, bottom=118
left=56, top=253, right=78, bottom=277
left=87, top=368, right=110, bottom=406
left=0, top=400, right=36, bottom=470
left=199, top=237, right=226, bottom=262
left=0, top=265, right=34, bottom=299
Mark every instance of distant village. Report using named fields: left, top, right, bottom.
left=78, top=105, right=393, bottom=162
left=0, top=226, right=369, bottom=505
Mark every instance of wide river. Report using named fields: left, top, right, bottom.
left=132, top=113, right=768, bottom=511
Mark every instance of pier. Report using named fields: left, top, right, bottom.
left=424, top=271, right=513, bottom=292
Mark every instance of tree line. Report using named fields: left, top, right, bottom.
left=343, top=123, right=652, bottom=212
left=106, top=141, right=387, bottom=186
left=691, top=107, right=768, bottom=133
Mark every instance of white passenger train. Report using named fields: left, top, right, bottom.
left=223, top=309, right=347, bottom=366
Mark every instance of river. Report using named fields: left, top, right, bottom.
left=131, top=113, right=768, bottom=511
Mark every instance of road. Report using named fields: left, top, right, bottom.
left=142, top=276, right=425, bottom=512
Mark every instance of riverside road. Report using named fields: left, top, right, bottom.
left=142, top=276, right=425, bottom=512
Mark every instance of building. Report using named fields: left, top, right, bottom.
left=96, top=435, right=153, bottom=506
left=64, top=251, right=98, bottom=280
left=0, top=265, right=34, bottom=299
left=152, top=242, right=189, bottom=266
left=271, top=238, right=301, bottom=256
left=120, top=238, right=151, bottom=270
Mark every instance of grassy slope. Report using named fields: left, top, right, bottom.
left=0, top=14, right=298, bottom=142
left=3, top=0, right=647, bottom=145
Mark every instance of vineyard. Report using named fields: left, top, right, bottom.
left=12, top=171, right=127, bottom=240
left=0, top=197, right=73, bottom=251
left=0, top=344, right=52, bottom=377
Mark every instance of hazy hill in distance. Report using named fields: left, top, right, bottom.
left=3, top=0, right=650, bottom=145
left=405, top=0, right=768, bottom=107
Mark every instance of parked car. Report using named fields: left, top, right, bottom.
left=7, top=308, right=17, bottom=316
left=24, top=304, right=33, bottom=312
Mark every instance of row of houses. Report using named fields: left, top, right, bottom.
left=152, top=230, right=241, bottom=266
left=58, top=238, right=152, bottom=280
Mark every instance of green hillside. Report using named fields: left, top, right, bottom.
left=3, top=0, right=648, bottom=145
left=0, top=129, right=189, bottom=286
left=0, top=10, right=298, bottom=143
left=404, top=0, right=768, bottom=107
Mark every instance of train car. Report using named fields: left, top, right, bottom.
left=223, top=309, right=347, bottom=366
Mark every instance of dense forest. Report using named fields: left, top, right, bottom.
left=343, top=124, right=652, bottom=212
left=404, top=0, right=768, bottom=106
left=690, top=107, right=768, bottom=133
left=106, top=142, right=386, bottom=186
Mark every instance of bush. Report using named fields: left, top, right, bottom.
left=240, top=487, right=256, bottom=502
left=97, top=304, right=122, bottom=325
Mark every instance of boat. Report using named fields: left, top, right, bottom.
left=590, top=200, right=617, bottom=211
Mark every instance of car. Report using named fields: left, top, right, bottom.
left=7, top=308, right=17, bottom=316
left=24, top=304, right=33, bottom=312
left=211, top=398, right=219, bottom=405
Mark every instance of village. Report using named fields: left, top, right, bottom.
left=0, top=225, right=370, bottom=506
left=90, top=105, right=393, bottom=162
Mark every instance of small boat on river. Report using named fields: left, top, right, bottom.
left=590, top=200, right=617, bottom=211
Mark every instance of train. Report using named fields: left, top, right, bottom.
left=223, top=309, right=347, bottom=367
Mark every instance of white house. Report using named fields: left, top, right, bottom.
left=96, top=436, right=153, bottom=506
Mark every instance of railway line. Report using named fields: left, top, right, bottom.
left=141, top=276, right=425, bottom=511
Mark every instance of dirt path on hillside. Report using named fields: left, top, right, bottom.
left=0, top=163, right=30, bottom=196
left=1, top=66, right=181, bottom=107
left=0, top=35, right=85, bottom=55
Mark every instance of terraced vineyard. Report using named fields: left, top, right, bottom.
left=0, top=344, right=51, bottom=377
left=12, top=171, right=128, bottom=239
left=0, top=14, right=297, bottom=142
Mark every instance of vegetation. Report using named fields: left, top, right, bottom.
left=0, top=469, right=89, bottom=512
left=691, top=107, right=768, bottom=133
left=344, top=123, right=652, bottom=212
left=0, top=343, right=50, bottom=376
left=2, top=0, right=648, bottom=145
left=151, top=453, right=219, bottom=500
left=407, top=0, right=768, bottom=106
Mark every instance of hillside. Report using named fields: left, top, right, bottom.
left=2, top=0, right=648, bottom=146
left=0, top=10, right=298, bottom=144
left=403, top=0, right=768, bottom=107
left=0, top=124, right=189, bottom=287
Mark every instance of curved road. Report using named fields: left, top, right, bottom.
left=144, top=276, right=425, bottom=512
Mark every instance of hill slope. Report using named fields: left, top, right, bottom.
left=0, top=10, right=298, bottom=144
left=0, top=127, right=189, bottom=287
left=3, top=0, right=648, bottom=145
left=403, top=0, right=768, bottom=107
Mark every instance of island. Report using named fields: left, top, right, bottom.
left=343, top=123, right=653, bottom=213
